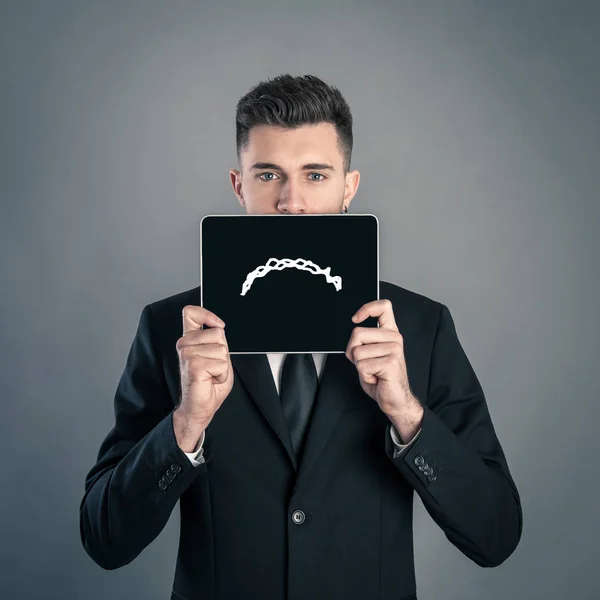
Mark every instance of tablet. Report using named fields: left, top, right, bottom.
left=200, top=213, right=379, bottom=353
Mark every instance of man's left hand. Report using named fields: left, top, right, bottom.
left=345, top=299, right=424, bottom=440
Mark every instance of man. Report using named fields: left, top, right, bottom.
left=80, top=74, right=522, bottom=600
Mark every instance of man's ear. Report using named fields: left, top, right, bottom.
left=229, top=168, right=245, bottom=208
left=344, top=169, right=360, bottom=207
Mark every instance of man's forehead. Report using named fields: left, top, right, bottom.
left=242, top=123, right=342, bottom=168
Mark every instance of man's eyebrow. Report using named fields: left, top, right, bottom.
left=249, top=162, right=335, bottom=171
left=301, top=163, right=335, bottom=171
left=250, top=162, right=282, bottom=171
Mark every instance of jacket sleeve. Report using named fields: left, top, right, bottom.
left=79, top=303, right=208, bottom=570
left=385, top=303, right=523, bottom=567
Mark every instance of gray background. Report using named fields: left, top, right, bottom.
left=1, top=1, right=598, bottom=599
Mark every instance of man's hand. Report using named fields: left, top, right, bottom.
left=345, top=299, right=423, bottom=442
left=173, top=306, right=234, bottom=452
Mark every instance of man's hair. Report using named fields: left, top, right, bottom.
left=235, top=74, right=353, bottom=173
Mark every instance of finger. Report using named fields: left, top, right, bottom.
left=352, top=299, right=398, bottom=331
left=345, top=327, right=401, bottom=361
left=176, top=327, right=228, bottom=351
left=355, top=354, right=399, bottom=383
left=178, top=342, right=229, bottom=361
left=349, top=341, right=401, bottom=363
left=182, top=305, right=225, bottom=335
left=187, top=356, right=230, bottom=384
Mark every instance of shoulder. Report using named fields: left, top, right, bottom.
left=142, top=285, right=201, bottom=339
left=378, top=280, right=452, bottom=342
left=148, top=285, right=201, bottom=314
left=379, top=279, right=443, bottom=315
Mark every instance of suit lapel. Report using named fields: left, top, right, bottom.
left=293, top=352, right=366, bottom=492
left=230, top=353, right=297, bottom=470
left=231, top=352, right=368, bottom=490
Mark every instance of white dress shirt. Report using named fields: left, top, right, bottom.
left=182, top=353, right=421, bottom=466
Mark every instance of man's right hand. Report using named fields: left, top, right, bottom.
left=173, top=305, right=233, bottom=451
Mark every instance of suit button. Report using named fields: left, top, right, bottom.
left=427, top=474, right=437, bottom=482
left=291, top=510, right=305, bottom=525
left=158, top=479, right=168, bottom=491
left=170, top=463, right=181, bottom=474
left=423, top=466, right=433, bottom=476
left=414, top=455, right=425, bottom=467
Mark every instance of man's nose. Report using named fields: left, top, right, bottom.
left=278, top=180, right=307, bottom=214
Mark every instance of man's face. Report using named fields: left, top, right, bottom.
left=229, top=122, right=360, bottom=214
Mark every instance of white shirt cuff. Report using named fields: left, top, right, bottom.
left=182, top=429, right=206, bottom=466
left=390, top=424, right=421, bottom=457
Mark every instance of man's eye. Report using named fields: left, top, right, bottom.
left=308, top=173, right=325, bottom=181
left=258, top=172, right=277, bottom=181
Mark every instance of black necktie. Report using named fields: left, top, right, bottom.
left=280, top=353, right=319, bottom=459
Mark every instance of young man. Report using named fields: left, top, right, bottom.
left=80, top=74, right=522, bottom=600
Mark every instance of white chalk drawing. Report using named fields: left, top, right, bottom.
left=240, top=258, right=342, bottom=296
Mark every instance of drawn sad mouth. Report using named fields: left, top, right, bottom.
left=240, top=257, right=342, bottom=296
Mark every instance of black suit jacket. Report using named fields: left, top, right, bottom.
left=80, top=280, right=522, bottom=600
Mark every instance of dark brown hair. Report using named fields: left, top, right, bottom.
left=235, top=74, right=353, bottom=173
